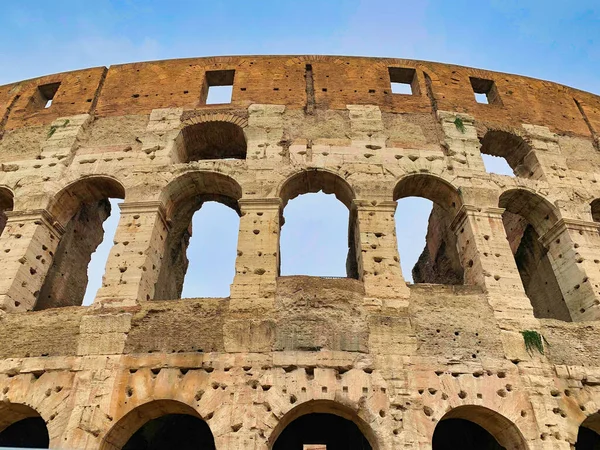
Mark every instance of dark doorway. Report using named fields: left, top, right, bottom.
left=122, top=414, right=215, bottom=450
left=0, top=417, right=49, bottom=448
left=273, top=413, right=371, bottom=450
left=576, top=425, right=600, bottom=449
left=432, top=418, right=505, bottom=450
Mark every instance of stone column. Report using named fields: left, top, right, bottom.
left=230, top=198, right=281, bottom=307
left=93, top=201, right=169, bottom=308
left=451, top=206, right=535, bottom=321
left=0, top=209, right=64, bottom=312
left=539, top=219, right=600, bottom=321
left=354, top=200, right=409, bottom=307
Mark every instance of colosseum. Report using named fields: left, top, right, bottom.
left=0, top=54, right=599, bottom=449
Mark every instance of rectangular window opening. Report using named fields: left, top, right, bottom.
left=388, top=67, right=419, bottom=95
left=204, top=70, right=235, bottom=105
left=31, top=82, right=61, bottom=110
left=470, top=77, right=501, bottom=105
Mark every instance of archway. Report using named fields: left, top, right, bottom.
left=576, top=413, right=600, bottom=449
left=480, top=131, right=533, bottom=177
left=499, top=188, right=569, bottom=320
left=155, top=171, right=242, bottom=299
left=393, top=174, right=464, bottom=284
left=269, top=400, right=377, bottom=450
left=35, top=176, right=126, bottom=310
left=0, top=187, right=14, bottom=237
left=0, top=403, right=49, bottom=448
left=101, top=400, right=215, bottom=450
left=279, top=170, right=359, bottom=278
left=176, top=120, right=247, bottom=162
left=432, top=405, right=527, bottom=450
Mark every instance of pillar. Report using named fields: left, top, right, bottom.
left=539, top=218, right=600, bottom=321
left=230, top=198, right=281, bottom=307
left=94, top=201, right=169, bottom=308
left=354, top=200, right=409, bottom=307
left=451, top=206, right=535, bottom=322
left=0, top=209, right=63, bottom=312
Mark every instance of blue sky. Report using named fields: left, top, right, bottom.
left=1, top=1, right=598, bottom=303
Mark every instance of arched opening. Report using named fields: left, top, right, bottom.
left=101, top=400, right=214, bottom=450
left=177, top=121, right=247, bottom=162
left=499, top=189, right=570, bottom=320
left=0, top=187, right=14, bottom=237
left=35, top=177, right=125, bottom=310
left=394, top=175, right=464, bottom=285
left=480, top=131, right=532, bottom=177
left=279, top=170, right=359, bottom=278
left=269, top=400, right=376, bottom=450
left=432, top=405, right=527, bottom=450
left=155, top=171, right=242, bottom=299
left=0, top=403, right=49, bottom=448
left=576, top=413, right=600, bottom=449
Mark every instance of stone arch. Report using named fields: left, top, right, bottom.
left=268, top=399, right=379, bottom=450
left=175, top=116, right=247, bottom=162
left=278, top=169, right=359, bottom=278
left=100, top=399, right=215, bottom=450
left=479, top=130, right=533, bottom=177
left=393, top=173, right=462, bottom=214
left=0, top=402, right=49, bottom=448
left=499, top=188, right=568, bottom=320
left=155, top=170, right=243, bottom=299
left=35, top=175, right=126, bottom=310
left=393, top=174, right=464, bottom=285
left=47, top=175, right=126, bottom=226
left=432, top=405, right=528, bottom=450
left=278, top=168, right=356, bottom=209
left=499, top=188, right=559, bottom=237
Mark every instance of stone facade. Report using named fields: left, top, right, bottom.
left=0, top=55, right=599, bottom=448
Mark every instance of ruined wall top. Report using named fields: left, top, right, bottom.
left=1, top=55, right=599, bottom=138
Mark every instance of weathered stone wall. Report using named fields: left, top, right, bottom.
left=0, top=55, right=600, bottom=449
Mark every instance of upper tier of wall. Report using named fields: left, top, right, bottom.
left=1, top=55, right=599, bottom=138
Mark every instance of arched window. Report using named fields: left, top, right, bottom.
left=432, top=405, right=527, bottom=450
left=279, top=170, right=359, bottom=278
left=176, top=121, right=247, bottom=162
left=0, top=187, right=14, bottom=237
left=155, top=171, right=242, bottom=299
left=576, top=413, right=600, bottom=449
left=480, top=131, right=533, bottom=177
left=269, top=400, right=377, bottom=450
left=394, top=175, right=464, bottom=285
left=499, top=189, right=570, bottom=320
left=35, top=176, right=125, bottom=310
left=0, top=403, right=49, bottom=449
left=101, top=400, right=214, bottom=450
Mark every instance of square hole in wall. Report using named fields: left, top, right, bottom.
left=30, top=82, right=61, bottom=110
left=204, top=70, right=235, bottom=105
left=470, top=77, right=502, bottom=105
left=388, top=67, right=419, bottom=95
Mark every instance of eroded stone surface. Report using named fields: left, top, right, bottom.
left=0, top=55, right=599, bottom=448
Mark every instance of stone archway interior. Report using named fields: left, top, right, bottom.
left=432, top=418, right=505, bottom=450
left=273, top=412, right=372, bottom=450
left=0, top=417, right=49, bottom=449
left=122, top=413, right=215, bottom=450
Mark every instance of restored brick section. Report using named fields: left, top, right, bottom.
left=3, top=56, right=596, bottom=138
left=2, top=67, right=106, bottom=130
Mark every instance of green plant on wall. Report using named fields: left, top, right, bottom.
left=521, top=330, right=548, bottom=355
left=47, top=119, right=70, bottom=138
left=454, top=117, right=466, bottom=133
